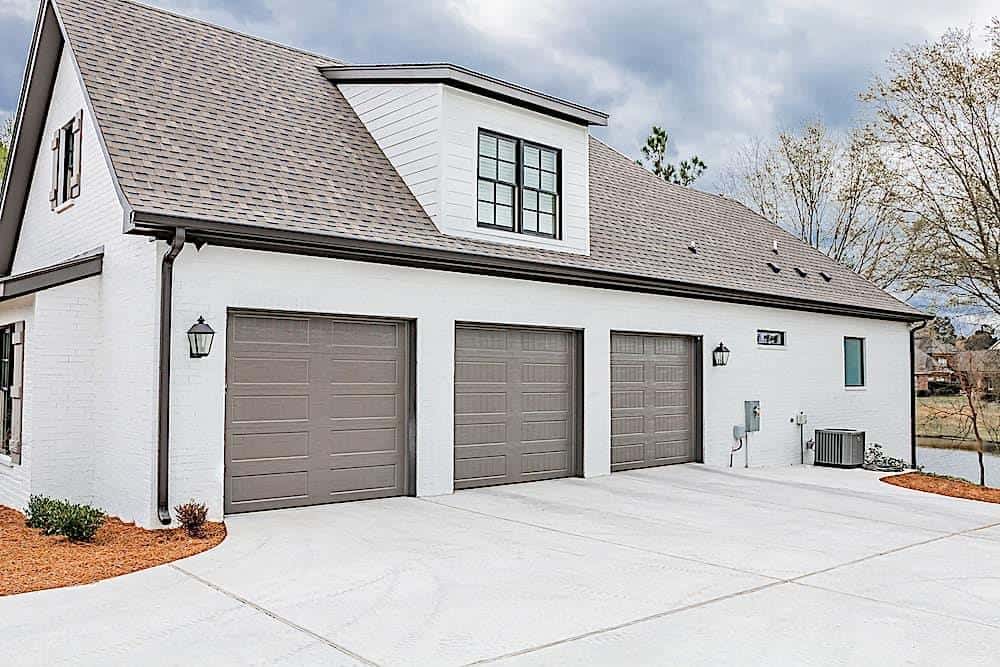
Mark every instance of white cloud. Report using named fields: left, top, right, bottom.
left=0, top=0, right=36, bottom=22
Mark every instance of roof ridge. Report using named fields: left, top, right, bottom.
left=79, top=0, right=343, bottom=64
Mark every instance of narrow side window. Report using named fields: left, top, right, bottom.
left=844, top=337, right=865, bottom=387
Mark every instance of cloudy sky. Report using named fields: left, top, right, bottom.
left=0, top=0, right=996, bottom=190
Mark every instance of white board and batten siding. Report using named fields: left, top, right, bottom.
left=339, top=82, right=591, bottom=255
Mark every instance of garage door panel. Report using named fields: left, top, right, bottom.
left=329, top=359, right=398, bottom=384
left=229, top=471, right=309, bottom=505
left=455, top=361, right=508, bottom=383
left=456, top=327, right=509, bottom=350
left=521, top=451, right=569, bottom=474
left=228, top=431, right=310, bottom=461
left=455, top=423, right=508, bottom=448
left=611, top=333, right=698, bottom=472
left=329, top=394, right=397, bottom=420
left=328, top=427, right=398, bottom=455
left=331, top=320, right=399, bottom=348
left=454, top=456, right=507, bottom=483
left=327, top=463, right=398, bottom=494
left=231, top=315, right=312, bottom=346
left=455, top=391, right=507, bottom=416
left=225, top=314, right=410, bottom=514
left=454, top=324, right=578, bottom=490
left=230, top=395, right=310, bottom=424
left=230, top=357, right=311, bottom=385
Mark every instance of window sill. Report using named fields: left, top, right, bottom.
left=54, top=199, right=75, bottom=214
left=0, top=454, right=15, bottom=469
left=844, top=386, right=867, bottom=392
left=756, top=345, right=787, bottom=351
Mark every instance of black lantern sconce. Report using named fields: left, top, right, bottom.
left=187, top=316, right=215, bottom=359
left=712, top=341, right=730, bottom=367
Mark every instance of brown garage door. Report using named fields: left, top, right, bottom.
left=610, top=332, right=698, bottom=471
left=225, top=312, right=411, bottom=513
left=454, top=324, right=579, bottom=489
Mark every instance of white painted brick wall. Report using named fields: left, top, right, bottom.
left=90, top=234, right=160, bottom=526
left=26, top=278, right=101, bottom=503
left=12, top=46, right=125, bottom=275
left=167, top=246, right=913, bottom=524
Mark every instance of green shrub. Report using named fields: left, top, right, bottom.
left=23, top=495, right=106, bottom=541
left=174, top=500, right=208, bottom=537
left=55, top=503, right=106, bottom=541
left=24, top=495, right=62, bottom=533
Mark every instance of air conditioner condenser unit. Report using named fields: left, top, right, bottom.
left=813, top=429, right=865, bottom=468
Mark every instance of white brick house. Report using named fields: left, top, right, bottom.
left=0, top=0, right=926, bottom=528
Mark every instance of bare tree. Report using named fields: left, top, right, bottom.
left=720, top=121, right=913, bottom=290
left=862, top=20, right=1000, bottom=315
left=930, top=351, right=1000, bottom=485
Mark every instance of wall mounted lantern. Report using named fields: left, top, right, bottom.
left=712, top=341, right=730, bottom=367
left=187, top=316, right=215, bottom=359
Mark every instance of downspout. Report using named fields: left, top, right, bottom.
left=909, top=320, right=928, bottom=470
left=157, top=228, right=186, bottom=524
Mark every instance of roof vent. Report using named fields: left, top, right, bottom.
left=795, top=267, right=808, bottom=277
left=688, top=241, right=698, bottom=253
left=819, top=271, right=832, bottom=282
left=767, top=262, right=781, bottom=273
left=772, top=241, right=779, bottom=254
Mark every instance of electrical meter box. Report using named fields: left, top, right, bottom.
left=745, top=400, right=761, bottom=432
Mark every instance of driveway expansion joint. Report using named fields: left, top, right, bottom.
left=169, top=563, right=380, bottom=667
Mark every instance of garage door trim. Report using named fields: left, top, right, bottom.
left=224, top=309, right=416, bottom=514
left=610, top=330, right=703, bottom=470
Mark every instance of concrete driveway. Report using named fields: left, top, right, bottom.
left=4, top=465, right=1000, bottom=666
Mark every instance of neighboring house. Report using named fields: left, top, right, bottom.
left=913, top=338, right=957, bottom=392
left=0, top=0, right=927, bottom=527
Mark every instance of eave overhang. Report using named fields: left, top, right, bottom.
left=320, top=63, right=609, bottom=127
left=0, top=248, right=103, bottom=302
left=128, top=211, right=927, bottom=323
left=0, top=1, right=64, bottom=277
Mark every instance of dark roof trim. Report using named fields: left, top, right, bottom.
left=320, top=63, right=609, bottom=127
left=0, top=1, right=63, bottom=277
left=129, top=211, right=928, bottom=323
left=0, top=248, right=103, bottom=301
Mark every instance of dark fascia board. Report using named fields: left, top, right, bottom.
left=0, top=1, right=63, bottom=277
left=321, top=63, right=609, bottom=127
left=129, top=211, right=928, bottom=323
left=0, top=248, right=103, bottom=301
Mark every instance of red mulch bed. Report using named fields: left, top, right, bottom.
left=881, top=472, right=1000, bottom=504
left=0, top=505, right=225, bottom=596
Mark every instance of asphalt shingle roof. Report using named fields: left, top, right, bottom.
left=54, top=0, right=922, bottom=319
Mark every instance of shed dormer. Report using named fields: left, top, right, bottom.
left=324, top=64, right=608, bottom=256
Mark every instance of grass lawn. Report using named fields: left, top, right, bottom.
left=916, top=395, right=1000, bottom=443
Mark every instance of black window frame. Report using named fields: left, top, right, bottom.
left=0, top=324, right=14, bottom=457
left=756, top=329, right=786, bottom=346
left=476, top=128, right=561, bottom=239
left=844, top=336, right=866, bottom=387
left=59, top=120, right=75, bottom=203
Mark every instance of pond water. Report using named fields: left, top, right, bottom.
left=916, top=443, right=1000, bottom=486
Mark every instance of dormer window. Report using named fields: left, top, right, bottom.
left=477, top=129, right=560, bottom=238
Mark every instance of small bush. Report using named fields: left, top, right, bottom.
left=174, top=500, right=208, bottom=537
left=23, top=495, right=106, bottom=541
left=56, top=504, right=106, bottom=541
left=25, top=495, right=62, bottom=532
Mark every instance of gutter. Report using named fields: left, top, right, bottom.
left=910, top=319, right=928, bottom=469
left=128, top=212, right=929, bottom=324
left=157, top=228, right=185, bottom=524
